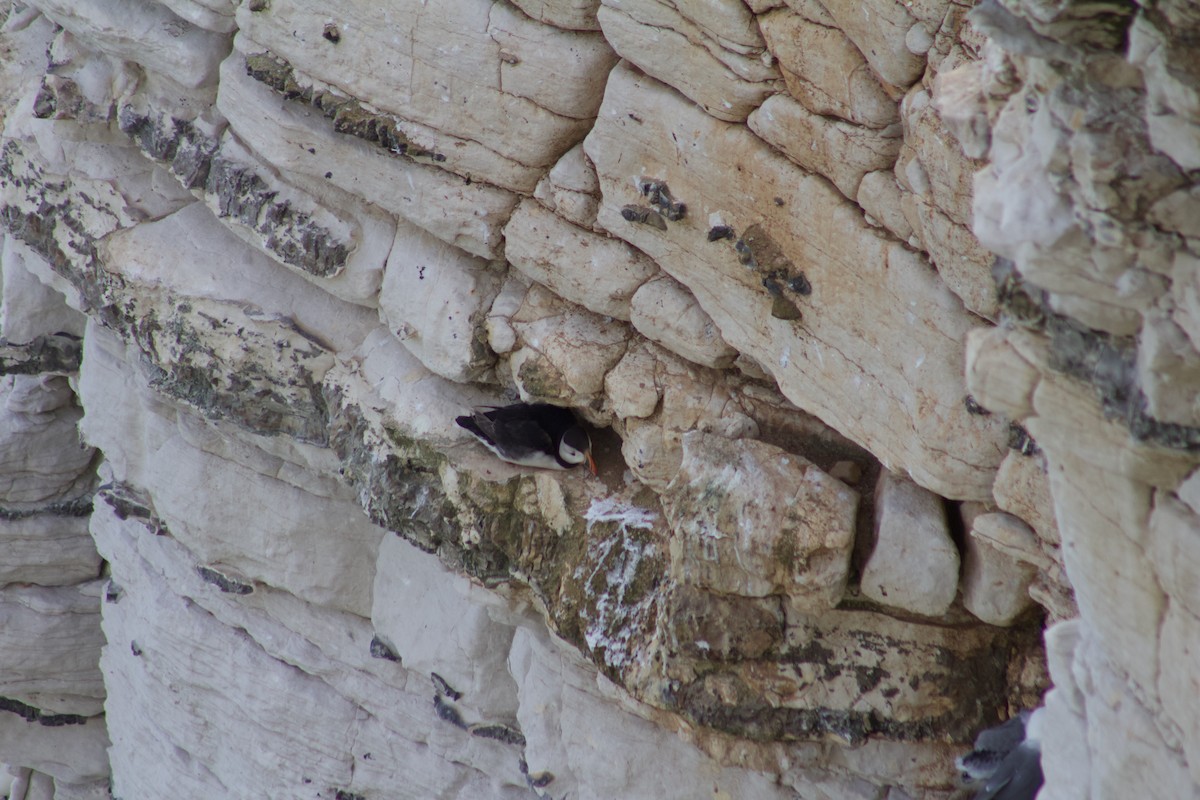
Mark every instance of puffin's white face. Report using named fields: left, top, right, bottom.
left=558, top=441, right=587, bottom=465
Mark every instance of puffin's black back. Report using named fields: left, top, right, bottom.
left=455, top=403, right=584, bottom=467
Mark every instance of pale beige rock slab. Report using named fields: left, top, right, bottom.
left=0, top=513, right=100, bottom=589
left=201, top=134, right=393, bottom=308
left=378, top=219, right=500, bottom=383
left=857, top=170, right=915, bottom=242
left=749, top=93, right=902, bottom=199
left=1044, top=618, right=1084, bottom=714
left=1128, top=14, right=1200, bottom=171
left=663, top=431, right=857, bottom=612
left=604, top=341, right=661, bottom=419
left=993, top=449, right=1060, bottom=546
left=758, top=8, right=900, bottom=129
left=964, top=326, right=1043, bottom=418
left=596, top=3, right=779, bottom=123
left=216, top=48, right=518, bottom=260
left=1137, top=312, right=1200, bottom=427
left=92, top=500, right=531, bottom=799
left=372, top=533, right=520, bottom=722
left=26, top=0, right=230, bottom=89
left=861, top=471, right=959, bottom=617
left=156, top=0, right=236, bottom=33
left=236, top=0, right=607, bottom=192
left=78, top=325, right=384, bottom=616
left=0, top=581, right=105, bottom=716
left=0, top=715, right=108, bottom=786
left=1081, top=643, right=1200, bottom=799
left=961, top=513, right=1037, bottom=626
left=1147, top=491, right=1200, bottom=621
left=629, top=275, right=737, bottom=368
left=1026, top=381, right=1167, bottom=698
left=532, top=142, right=602, bottom=230
left=505, top=198, right=657, bottom=321
left=586, top=64, right=1007, bottom=501
left=1159, top=601, right=1200, bottom=786
left=509, top=626, right=794, bottom=800
left=0, top=236, right=87, bottom=343
left=501, top=281, right=631, bottom=404
left=1039, top=687, right=1091, bottom=800
left=0, top=376, right=94, bottom=507
left=816, top=0, right=926, bottom=88
left=510, top=0, right=601, bottom=31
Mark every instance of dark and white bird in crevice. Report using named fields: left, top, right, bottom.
left=456, top=402, right=597, bottom=475
left=957, top=707, right=1045, bottom=800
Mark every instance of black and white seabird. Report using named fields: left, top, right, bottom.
left=456, top=403, right=597, bottom=475
left=957, top=707, right=1045, bottom=800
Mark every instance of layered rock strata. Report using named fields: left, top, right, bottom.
left=0, top=0, right=1195, bottom=798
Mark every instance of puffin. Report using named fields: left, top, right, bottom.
left=456, top=402, right=597, bottom=475
left=956, top=708, right=1045, bottom=800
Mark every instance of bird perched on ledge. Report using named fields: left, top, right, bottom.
left=456, top=402, right=597, bottom=475
left=956, top=707, right=1045, bottom=800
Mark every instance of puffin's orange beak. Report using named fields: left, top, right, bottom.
left=586, top=451, right=598, bottom=476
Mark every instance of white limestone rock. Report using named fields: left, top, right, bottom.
left=961, top=513, right=1037, bottom=626
left=155, top=0, right=236, bottom=33
left=0, top=375, right=94, bottom=507
left=1137, top=312, right=1200, bottom=427
left=505, top=198, right=657, bottom=321
left=200, top=133, right=394, bottom=307
left=629, top=275, right=737, bottom=368
left=78, top=326, right=384, bottom=616
left=378, top=219, right=501, bottom=383
left=236, top=0, right=610, bottom=192
left=27, top=0, right=230, bottom=89
left=0, top=513, right=100, bottom=588
left=1159, top=600, right=1200, bottom=786
left=0, top=581, right=105, bottom=716
left=532, top=142, right=602, bottom=230
left=1039, top=687, right=1091, bottom=800
left=596, top=1, right=780, bottom=123
left=861, top=471, right=959, bottom=617
left=1128, top=13, right=1200, bottom=171
left=604, top=341, right=661, bottom=419
left=372, top=534, right=520, bottom=723
left=758, top=7, right=900, bottom=129
left=586, top=63, right=1008, bottom=501
left=749, top=93, right=902, bottom=200
left=216, top=47, right=518, bottom=259
left=0, top=715, right=109, bottom=786
left=509, top=626, right=794, bottom=800
left=815, top=0, right=927, bottom=89
left=663, top=431, right=857, bottom=612
left=501, top=282, right=630, bottom=404
left=509, top=0, right=601, bottom=31
left=0, top=237, right=87, bottom=342
left=1147, top=491, right=1200, bottom=623
left=965, top=326, right=1045, bottom=418
left=857, top=170, right=916, bottom=242
left=993, top=449, right=1060, bottom=546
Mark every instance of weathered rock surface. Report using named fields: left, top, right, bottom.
left=861, top=471, right=959, bottom=617
left=3, top=0, right=1198, bottom=796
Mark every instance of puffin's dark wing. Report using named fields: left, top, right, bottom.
left=457, top=408, right=557, bottom=461
left=479, top=403, right=578, bottom=433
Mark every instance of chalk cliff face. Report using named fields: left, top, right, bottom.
left=0, top=0, right=1197, bottom=798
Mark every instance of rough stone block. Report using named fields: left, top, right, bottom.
left=236, top=0, right=609, bottom=192
left=586, top=63, right=1008, bottom=501
left=663, top=431, right=857, bottom=612
left=379, top=220, right=500, bottom=383
left=0, top=375, right=94, bottom=507
left=629, top=275, right=737, bottom=368
left=749, top=93, right=902, bottom=200
left=505, top=198, right=657, bottom=321
left=532, top=142, right=601, bottom=230
left=861, top=471, right=959, bottom=617
left=961, top=513, right=1037, bottom=626
left=0, top=513, right=99, bottom=589
left=596, top=1, right=779, bottom=123
left=758, top=7, right=900, bottom=129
